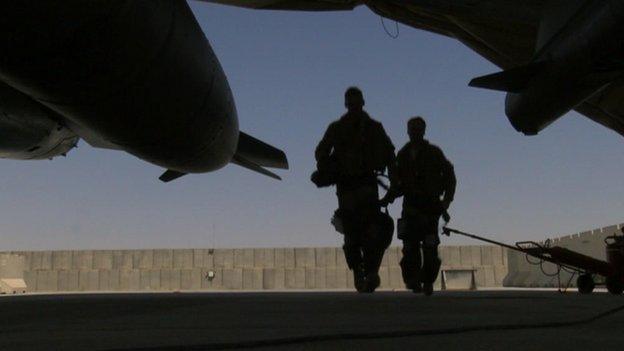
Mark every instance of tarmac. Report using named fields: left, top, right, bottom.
left=1, top=290, right=623, bottom=350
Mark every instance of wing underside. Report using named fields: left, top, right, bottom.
left=204, top=0, right=624, bottom=137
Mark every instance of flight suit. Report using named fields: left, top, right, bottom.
left=315, top=111, right=395, bottom=291
left=388, top=139, right=456, bottom=290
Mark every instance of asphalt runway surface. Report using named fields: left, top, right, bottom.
left=1, top=290, right=623, bottom=350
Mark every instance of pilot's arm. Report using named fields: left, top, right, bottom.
left=380, top=156, right=403, bottom=207
left=315, top=123, right=336, bottom=162
left=440, top=155, right=456, bottom=210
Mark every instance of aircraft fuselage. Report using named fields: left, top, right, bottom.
left=505, top=0, right=624, bottom=135
left=0, top=0, right=238, bottom=173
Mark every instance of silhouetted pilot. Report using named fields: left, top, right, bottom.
left=381, top=117, right=456, bottom=296
left=315, top=87, right=395, bottom=293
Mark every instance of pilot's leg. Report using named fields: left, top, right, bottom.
left=421, top=217, right=441, bottom=296
left=400, top=238, right=423, bottom=293
left=343, top=229, right=366, bottom=292
left=361, top=219, right=390, bottom=293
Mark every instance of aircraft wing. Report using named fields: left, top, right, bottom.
left=203, top=0, right=624, bottom=137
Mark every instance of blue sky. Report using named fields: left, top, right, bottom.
left=0, top=2, right=622, bottom=250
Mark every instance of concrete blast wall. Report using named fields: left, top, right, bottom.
left=2, top=246, right=508, bottom=293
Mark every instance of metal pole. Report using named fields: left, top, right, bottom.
left=442, top=227, right=521, bottom=251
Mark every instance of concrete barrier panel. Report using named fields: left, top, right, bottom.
left=171, top=269, right=182, bottom=290
left=99, top=270, right=111, bottom=291
left=335, top=249, right=347, bottom=269
left=469, top=246, right=482, bottom=266
left=254, top=249, right=274, bottom=268
left=178, top=269, right=198, bottom=290
left=119, top=251, right=134, bottom=269
left=494, top=265, right=508, bottom=286
left=473, top=267, right=486, bottom=287
left=52, top=251, right=71, bottom=270
left=23, top=270, right=36, bottom=291
left=336, top=268, right=348, bottom=289
left=305, top=268, right=316, bottom=288
left=389, top=266, right=403, bottom=289
left=120, top=269, right=140, bottom=291
left=190, top=268, right=202, bottom=290
left=284, top=268, right=305, bottom=289
left=179, top=269, right=190, bottom=290
left=274, top=248, right=285, bottom=268
left=139, top=270, right=151, bottom=290
left=137, top=250, right=154, bottom=269
left=109, top=270, right=120, bottom=291
left=234, top=249, right=254, bottom=268
left=214, top=249, right=234, bottom=268
left=263, top=268, right=285, bottom=290
left=93, top=251, right=113, bottom=270
left=145, top=269, right=163, bottom=290
left=460, top=246, right=473, bottom=266
left=36, top=270, right=58, bottom=292
left=315, top=248, right=336, bottom=268
left=243, top=268, right=263, bottom=290
left=86, top=270, right=100, bottom=291
left=262, top=268, right=276, bottom=289
left=153, top=250, right=173, bottom=269
left=112, top=251, right=132, bottom=269
left=284, top=268, right=296, bottom=289
left=173, top=250, right=193, bottom=269
left=447, top=247, right=461, bottom=267
left=326, top=268, right=337, bottom=289
left=284, top=249, right=295, bottom=269
left=193, top=249, right=212, bottom=268
left=9, top=252, right=30, bottom=271
left=481, top=246, right=493, bottom=266
left=378, top=267, right=390, bottom=289
left=66, top=269, right=78, bottom=291
left=29, top=252, right=42, bottom=271
left=314, top=268, right=326, bottom=289
left=386, top=247, right=400, bottom=267
left=41, top=251, right=53, bottom=270
left=160, top=269, right=174, bottom=290
left=295, top=248, right=315, bottom=268
left=73, top=251, right=93, bottom=270
left=222, top=268, right=243, bottom=290
left=483, top=266, right=496, bottom=287
left=491, top=246, right=503, bottom=266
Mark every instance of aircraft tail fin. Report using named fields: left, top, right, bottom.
left=159, top=169, right=187, bottom=183
left=231, top=154, right=282, bottom=180
left=235, top=132, right=289, bottom=170
left=231, top=131, right=288, bottom=180
left=469, top=62, right=547, bottom=93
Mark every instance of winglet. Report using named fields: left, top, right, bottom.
left=469, top=62, right=548, bottom=93
left=159, top=170, right=187, bottom=183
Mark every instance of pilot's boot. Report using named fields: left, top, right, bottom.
left=353, top=263, right=368, bottom=293
left=362, top=250, right=384, bottom=293
left=343, top=244, right=367, bottom=292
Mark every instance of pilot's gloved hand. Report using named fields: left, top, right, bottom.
left=442, top=211, right=451, bottom=223
left=379, top=194, right=394, bottom=207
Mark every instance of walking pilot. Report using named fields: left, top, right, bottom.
left=381, top=117, right=456, bottom=295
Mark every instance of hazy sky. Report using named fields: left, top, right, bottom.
left=1, top=2, right=622, bottom=250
